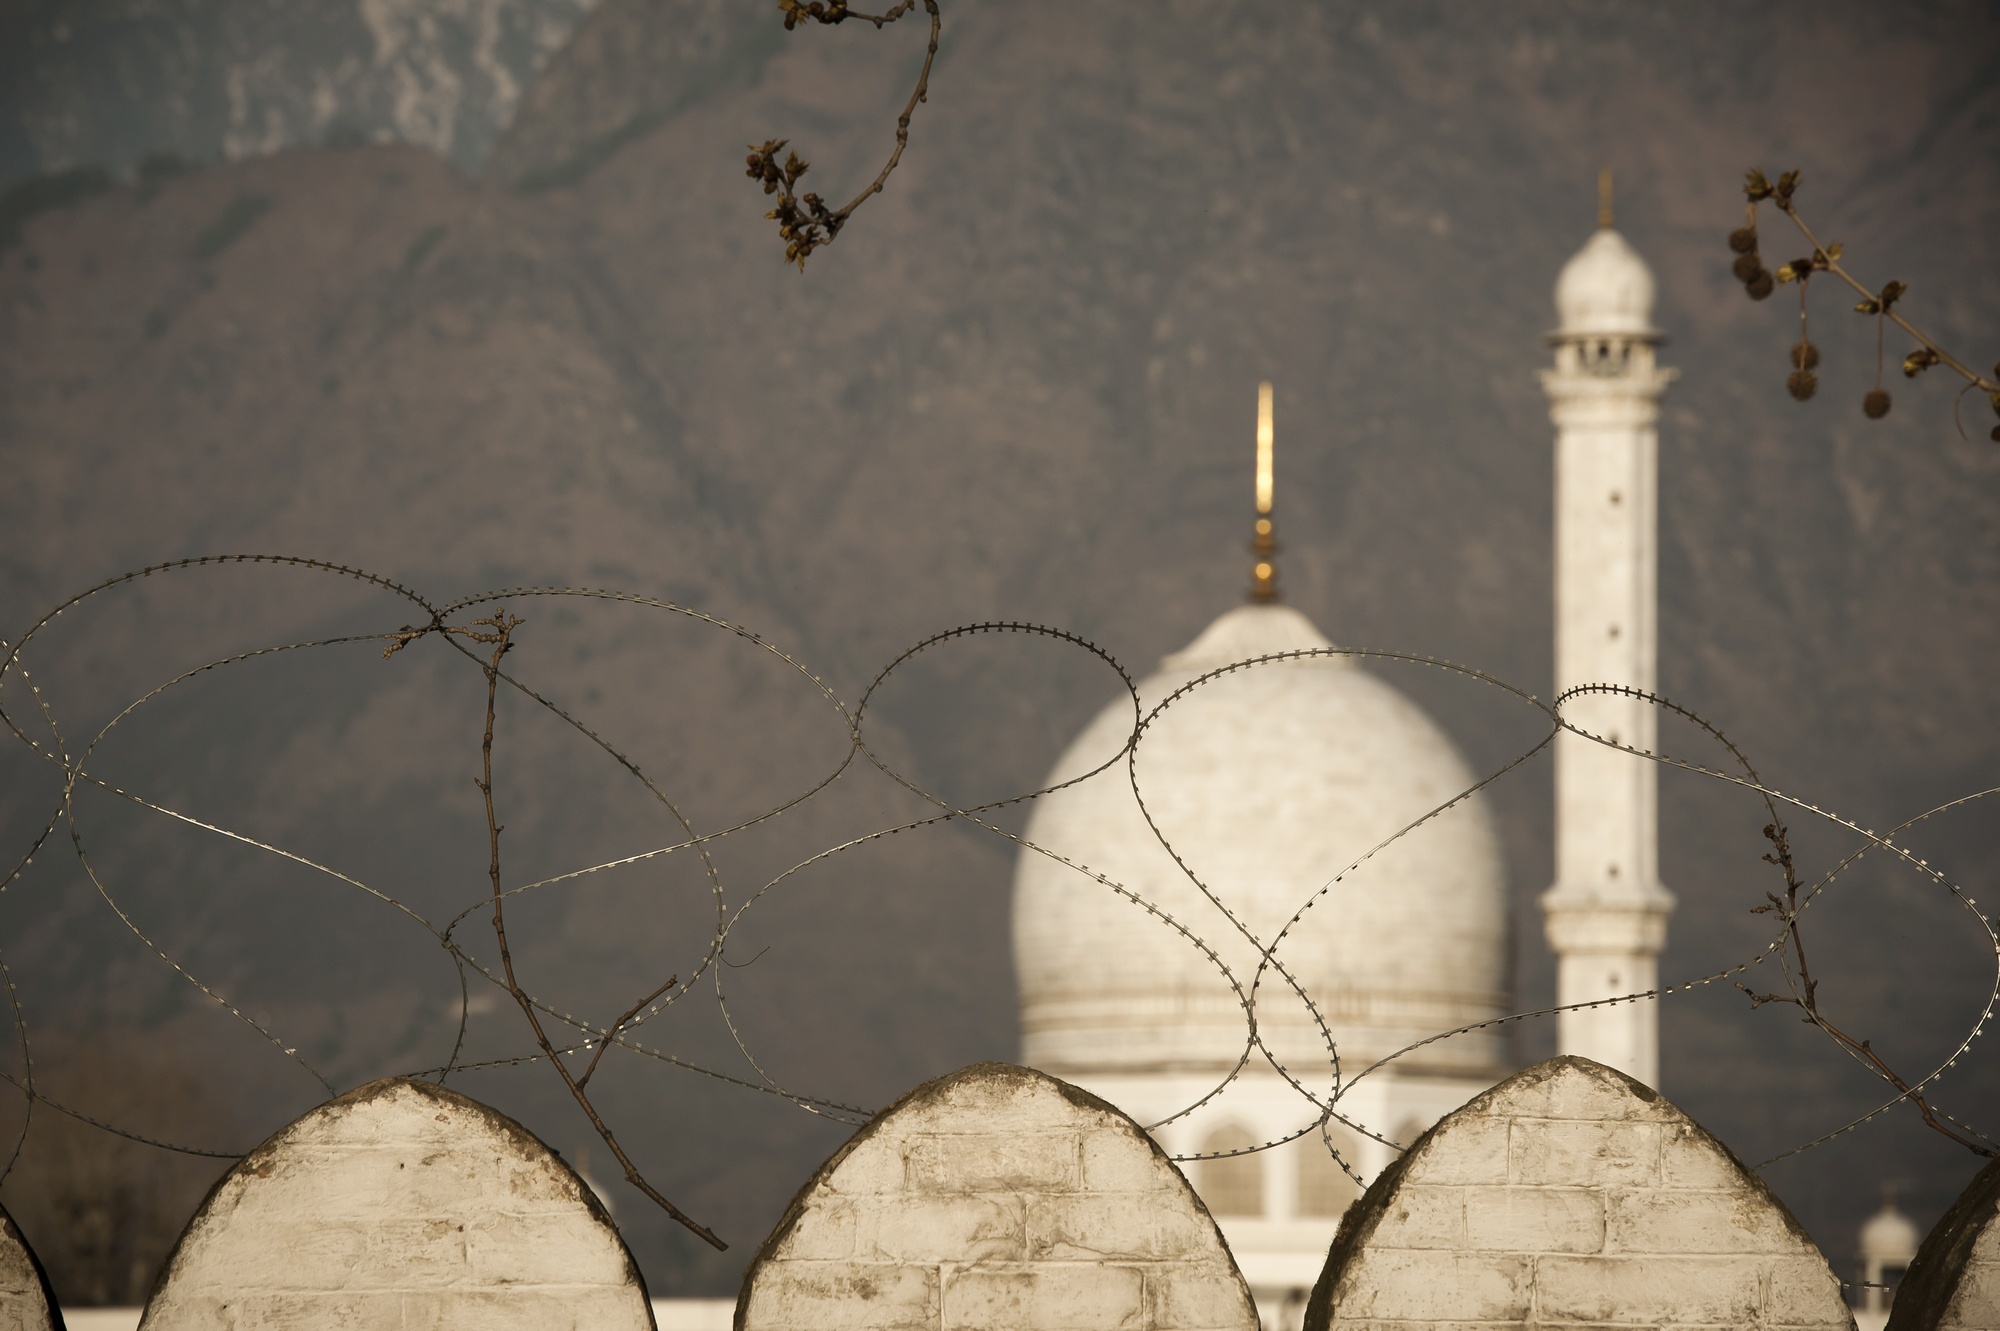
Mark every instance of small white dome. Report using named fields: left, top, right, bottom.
left=1860, top=1203, right=1919, bottom=1263
left=1554, top=227, right=1658, bottom=338
left=1012, top=603, right=1509, bottom=1080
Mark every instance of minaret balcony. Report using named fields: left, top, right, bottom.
left=1541, top=884, right=1675, bottom=955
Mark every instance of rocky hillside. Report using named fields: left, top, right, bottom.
left=1, top=0, right=1997, bottom=1296
left=0, top=0, right=598, bottom=185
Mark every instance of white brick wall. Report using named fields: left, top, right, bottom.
left=139, top=1077, right=653, bottom=1331
left=0, top=1206, right=57, bottom=1331
left=1306, top=1056, right=1854, bottom=1330
left=737, top=1062, right=1256, bottom=1331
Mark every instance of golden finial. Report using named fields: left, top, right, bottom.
left=1598, top=168, right=1614, bottom=230
left=1249, top=380, right=1278, bottom=603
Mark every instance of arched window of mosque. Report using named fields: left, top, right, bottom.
left=1195, top=1123, right=1263, bottom=1217
left=1297, top=1128, right=1361, bottom=1218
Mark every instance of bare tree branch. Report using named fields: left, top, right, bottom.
left=453, top=610, right=729, bottom=1250
left=1731, top=168, right=2000, bottom=433
left=745, top=0, right=941, bottom=269
left=575, top=972, right=677, bottom=1091
left=1738, top=819, right=1996, bottom=1158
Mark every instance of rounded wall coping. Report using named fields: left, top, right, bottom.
left=1888, top=1154, right=2000, bottom=1330
left=734, top=1059, right=1253, bottom=1331
left=1303, top=1055, right=1839, bottom=1330
left=140, top=1075, right=653, bottom=1329
left=1, top=1200, right=64, bottom=1331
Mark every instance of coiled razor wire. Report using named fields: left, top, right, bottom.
left=0, top=556, right=1994, bottom=1231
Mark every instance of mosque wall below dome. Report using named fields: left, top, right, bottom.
left=1019, top=986, right=1509, bottom=1080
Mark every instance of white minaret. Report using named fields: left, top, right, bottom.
left=1540, top=175, right=1677, bottom=1087
left=1853, top=1191, right=1919, bottom=1331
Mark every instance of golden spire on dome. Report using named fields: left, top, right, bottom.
left=1248, top=380, right=1278, bottom=603
left=1598, top=168, right=1614, bottom=230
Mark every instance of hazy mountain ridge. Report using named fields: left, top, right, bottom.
left=2, top=0, right=1998, bottom=1296
left=0, top=0, right=600, bottom=186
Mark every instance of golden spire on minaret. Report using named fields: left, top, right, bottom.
left=1598, top=168, right=1614, bottom=230
left=1248, top=380, right=1278, bottom=603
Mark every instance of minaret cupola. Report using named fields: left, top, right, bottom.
left=1550, top=172, right=1664, bottom=379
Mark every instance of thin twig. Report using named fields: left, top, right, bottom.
left=746, top=0, right=941, bottom=268
left=576, top=973, right=677, bottom=1090
left=465, top=610, right=728, bottom=1250
left=1739, top=819, right=1996, bottom=1157
left=1774, top=203, right=1997, bottom=394
left=1737, top=169, right=1999, bottom=433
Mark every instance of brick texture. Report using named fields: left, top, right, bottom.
left=138, top=1078, right=653, bottom=1331
left=1305, top=1056, right=1853, bottom=1330
left=737, top=1062, right=1256, bottom=1331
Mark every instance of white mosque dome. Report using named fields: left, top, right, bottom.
left=1012, top=602, right=1509, bottom=1081
left=1860, top=1203, right=1919, bottom=1263
left=1554, top=227, right=1658, bottom=338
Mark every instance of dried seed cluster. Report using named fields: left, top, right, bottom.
left=1736, top=167, right=1999, bottom=435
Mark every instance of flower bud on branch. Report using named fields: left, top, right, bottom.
left=747, top=0, right=941, bottom=270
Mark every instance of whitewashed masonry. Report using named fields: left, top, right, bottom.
left=140, top=1077, right=654, bottom=1331
left=1305, top=1055, right=1852, bottom=1329
left=735, top=1061, right=1256, bottom=1331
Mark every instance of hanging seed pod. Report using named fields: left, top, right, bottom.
left=1728, top=226, right=1759, bottom=254
left=1746, top=270, right=1774, bottom=300
left=1732, top=252, right=1763, bottom=282
left=1790, top=341, right=1820, bottom=370
left=1787, top=370, right=1819, bottom=401
left=1862, top=389, right=1891, bottom=419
